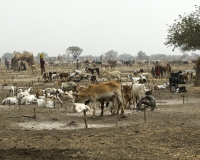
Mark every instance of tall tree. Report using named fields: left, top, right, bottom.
left=2, top=53, right=14, bottom=60
left=104, top=50, right=118, bottom=60
left=164, top=5, right=200, bottom=52
left=66, top=46, right=83, bottom=60
left=137, top=50, right=147, bottom=60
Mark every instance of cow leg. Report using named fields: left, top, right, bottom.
left=100, top=101, right=104, bottom=117
left=92, top=102, right=96, bottom=118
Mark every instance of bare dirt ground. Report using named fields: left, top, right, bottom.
left=0, top=63, right=200, bottom=160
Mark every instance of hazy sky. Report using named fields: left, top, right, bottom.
left=0, top=0, right=200, bottom=57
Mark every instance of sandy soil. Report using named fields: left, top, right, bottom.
left=0, top=64, right=200, bottom=160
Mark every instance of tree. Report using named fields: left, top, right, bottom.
left=137, top=50, right=147, bottom=60
left=164, top=5, right=200, bottom=52
left=119, top=53, right=134, bottom=60
left=36, top=52, right=48, bottom=60
left=66, top=46, right=83, bottom=60
left=104, top=50, right=118, bottom=60
left=2, top=53, right=14, bottom=60
left=57, top=54, right=62, bottom=61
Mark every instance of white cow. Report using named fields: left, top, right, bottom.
left=131, top=83, right=148, bottom=108
left=101, top=70, right=121, bottom=81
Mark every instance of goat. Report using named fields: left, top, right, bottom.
left=2, top=97, right=18, bottom=105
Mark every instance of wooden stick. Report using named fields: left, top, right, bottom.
left=83, top=109, right=88, bottom=128
left=144, top=107, right=146, bottom=123
left=181, top=95, right=185, bottom=104
left=18, top=99, right=21, bottom=109
left=9, top=99, right=10, bottom=107
left=33, top=108, right=36, bottom=118
left=53, top=99, right=56, bottom=108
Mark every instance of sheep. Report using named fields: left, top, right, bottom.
left=37, top=96, right=60, bottom=108
left=16, top=87, right=33, bottom=99
left=44, top=87, right=57, bottom=95
left=37, top=98, right=56, bottom=108
left=18, top=94, right=37, bottom=105
left=9, top=86, right=15, bottom=97
left=101, top=70, right=121, bottom=81
left=59, top=90, right=74, bottom=101
left=153, top=82, right=170, bottom=91
left=73, top=102, right=94, bottom=113
left=35, top=89, right=45, bottom=98
left=60, top=82, right=78, bottom=92
left=2, top=97, right=18, bottom=105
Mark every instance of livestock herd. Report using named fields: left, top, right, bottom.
left=1, top=60, right=196, bottom=122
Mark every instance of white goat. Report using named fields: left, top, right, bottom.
left=37, top=98, right=56, bottom=108
left=9, top=86, right=15, bottom=97
left=153, top=82, right=170, bottom=91
left=2, top=97, right=18, bottom=105
left=18, top=94, right=37, bottom=105
left=73, top=103, right=94, bottom=113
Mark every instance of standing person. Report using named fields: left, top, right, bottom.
left=5, top=58, right=8, bottom=69
left=17, top=59, right=21, bottom=71
left=85, top=57, right=89, bottom=67
left=25, top=56, right=30, bottom=66
left=137, top=90, right=156, bottom=111
left=7, top=59, right=11, bottom=69
left=76, top=59, right=79, bottom=70
left=151, top=67, right=156, bottom=78
left=40, top=58, right=45, bottom=74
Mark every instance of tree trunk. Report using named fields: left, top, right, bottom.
left=194, top=57, right=200, bottom=86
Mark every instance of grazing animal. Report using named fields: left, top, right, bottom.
left=72, top=103, right=94, bottom=113
left=169, top=76, right=186, bottom=91
left=90, top=75, right=97, bottom=84
left=153, top=82, right=170, bottom=91
left=73, top=80, right=125, bottom=119
left=121, top=85, right=132, bottom=109
left=59, top=72, right=69, bottom=80
left=101, top=70, right=121, bottom=81
left=2, top=97, right=18, bottom=105
left=37, top=98, right=56, bottom=108
left=60, top=82, right=78, bottom=92
left=85, top=67, right=100, bottom=78
left=174, top=86, right=187, bottom=93
left=18, top=94, right=37, bottom=105
left=131, top=83, right=148, bottom=108
left=9, top=86, right=15, bottom=97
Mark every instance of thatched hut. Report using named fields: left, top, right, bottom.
left=194, top=57, right=200, bottom=86
left=11, top=52, right=34, bottom=70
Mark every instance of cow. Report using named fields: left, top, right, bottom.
left=85, top=67, right=100, bottom=78
left=72, top=80, right=125, bottom=120
left=59, top=72, right=69, bottom=80
left=121, top=85, right=132, bottom=109
left=131, top=83, right=148, bottom=108
left=169, top=76, right=186, bottom=91
left=101, top=70, right=121, bottom=81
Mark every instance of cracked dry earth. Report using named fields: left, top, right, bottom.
left=0, top=67, right=200, bottom=160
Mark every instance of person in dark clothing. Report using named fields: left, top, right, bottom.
left=40, top=58, right=45, bottom=74
left=137, top=90, right=156, bottom=111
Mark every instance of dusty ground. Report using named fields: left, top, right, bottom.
left=0, top=63, right=200, bottom=160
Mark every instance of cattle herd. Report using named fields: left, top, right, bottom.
left=1, top=59, right=196, bottom=123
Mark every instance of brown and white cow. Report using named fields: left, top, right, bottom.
left=121, top=85, right=132, bottom=109
left=73, top=80, right=125, bottom=120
